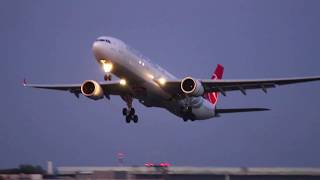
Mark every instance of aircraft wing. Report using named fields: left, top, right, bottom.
left=23, top=80, right=131, bottom=97
left=215, top=108, right=270, bottom=114
left=166, top=76, right=320, bottom=96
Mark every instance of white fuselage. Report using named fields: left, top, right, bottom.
left=92, top=36, right=216, bottom=120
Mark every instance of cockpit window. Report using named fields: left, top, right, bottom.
left=97, top=39, right=111, bottom=44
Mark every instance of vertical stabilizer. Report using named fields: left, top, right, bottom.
left=205, top=64, right=224, bottom=105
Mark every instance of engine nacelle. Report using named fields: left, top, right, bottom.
left=81, top=80, right=104, bottom=100
left=180, top=77, right=204, bottom=97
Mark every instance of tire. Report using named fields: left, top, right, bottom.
left=122, top=108, right=127, bottom=116
left=190, top=114, right=196, bottom=121
left=125, top=116, right=131, bottom=123
left=183, top=116, right=188, bottom=122
left=104, top=74, right=112, bottom=81
left=129, top=108, right=135, bottom=116
left=187, top=106, right=192, bottom=113
left=133, top=115, right=138, bottom=123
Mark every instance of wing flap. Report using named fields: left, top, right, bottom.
left=204, top=83, right=276, bottom=94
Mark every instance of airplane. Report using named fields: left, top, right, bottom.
left=24, top=36, right=320, bottom=123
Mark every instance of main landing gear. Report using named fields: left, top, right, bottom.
left=121, top=95, right=139, bottom=123
left=123, top=108, right=138, bottom=123
left=182, top=106, right=195, bottom=122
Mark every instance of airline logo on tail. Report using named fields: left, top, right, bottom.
left=205, top=64, right=224, bottom=105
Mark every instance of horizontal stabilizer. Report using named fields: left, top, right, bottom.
left=216, top=108, right=270, bottom=114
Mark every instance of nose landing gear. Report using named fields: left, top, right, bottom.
left=121, top=95, right=139, bottom=123
left=104, top=73, right=112, bottom=81
left=101, top=60, right=113, bottom=81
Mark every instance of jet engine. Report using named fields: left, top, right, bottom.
left=81, top=80, right=104, bottom=100
left=180, top=77, right=204, bottom=97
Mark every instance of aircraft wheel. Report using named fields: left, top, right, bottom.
left=183, top=116, right=188, bottom=122
left=187, top=106, right=192, bottom=113
left=133, top=115, right=138, bottom=123
left=122, top=108, right=127, bottom=116
left=125, top=116, right=131, bottom=123
left=129, top=108, right=135, bottom=116
left=104, top=74, right=112, bottom=81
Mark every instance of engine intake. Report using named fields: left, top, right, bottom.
left=81, top=80, right=104, bottom=100
left=180, top=77, right=204, bottom=97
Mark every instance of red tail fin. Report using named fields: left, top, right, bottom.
left=205, top=64, right=224, bottom=105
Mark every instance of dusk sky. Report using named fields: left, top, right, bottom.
left=1, top=0, right=320, bottom=168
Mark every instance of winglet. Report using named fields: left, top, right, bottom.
left=22, top=78, right=27, bottom=86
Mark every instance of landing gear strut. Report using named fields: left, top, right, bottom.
left=181, top=106, right=195, bottom=122
left=101, top=61, right=113, bottom=81
left=121, top=95, right=138, bottom=123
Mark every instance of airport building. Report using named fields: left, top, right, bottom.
left=55, top=166, right=320, bottom=180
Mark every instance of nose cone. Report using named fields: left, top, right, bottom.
left=92, top=41, right=105, bottom=60
left=92, top=36, right=121, bottom=62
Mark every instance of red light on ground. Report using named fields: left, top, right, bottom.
left=144, top=163, right=154, bottom=167
left=159, top=162, right=171, bottom=167
left=145, top=162, right=170, bottom=167
left=164, top=163, right=171, bottom=167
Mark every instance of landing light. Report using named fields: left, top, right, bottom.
left=147, top=74, right=154, bottom=80
left=100, top=59, right=107, bottom=64
left=103, top=63, right=113, bottom=73
left=120, top=79, right=126, bottom=86
left=158, top=77, right=166, bottom=85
